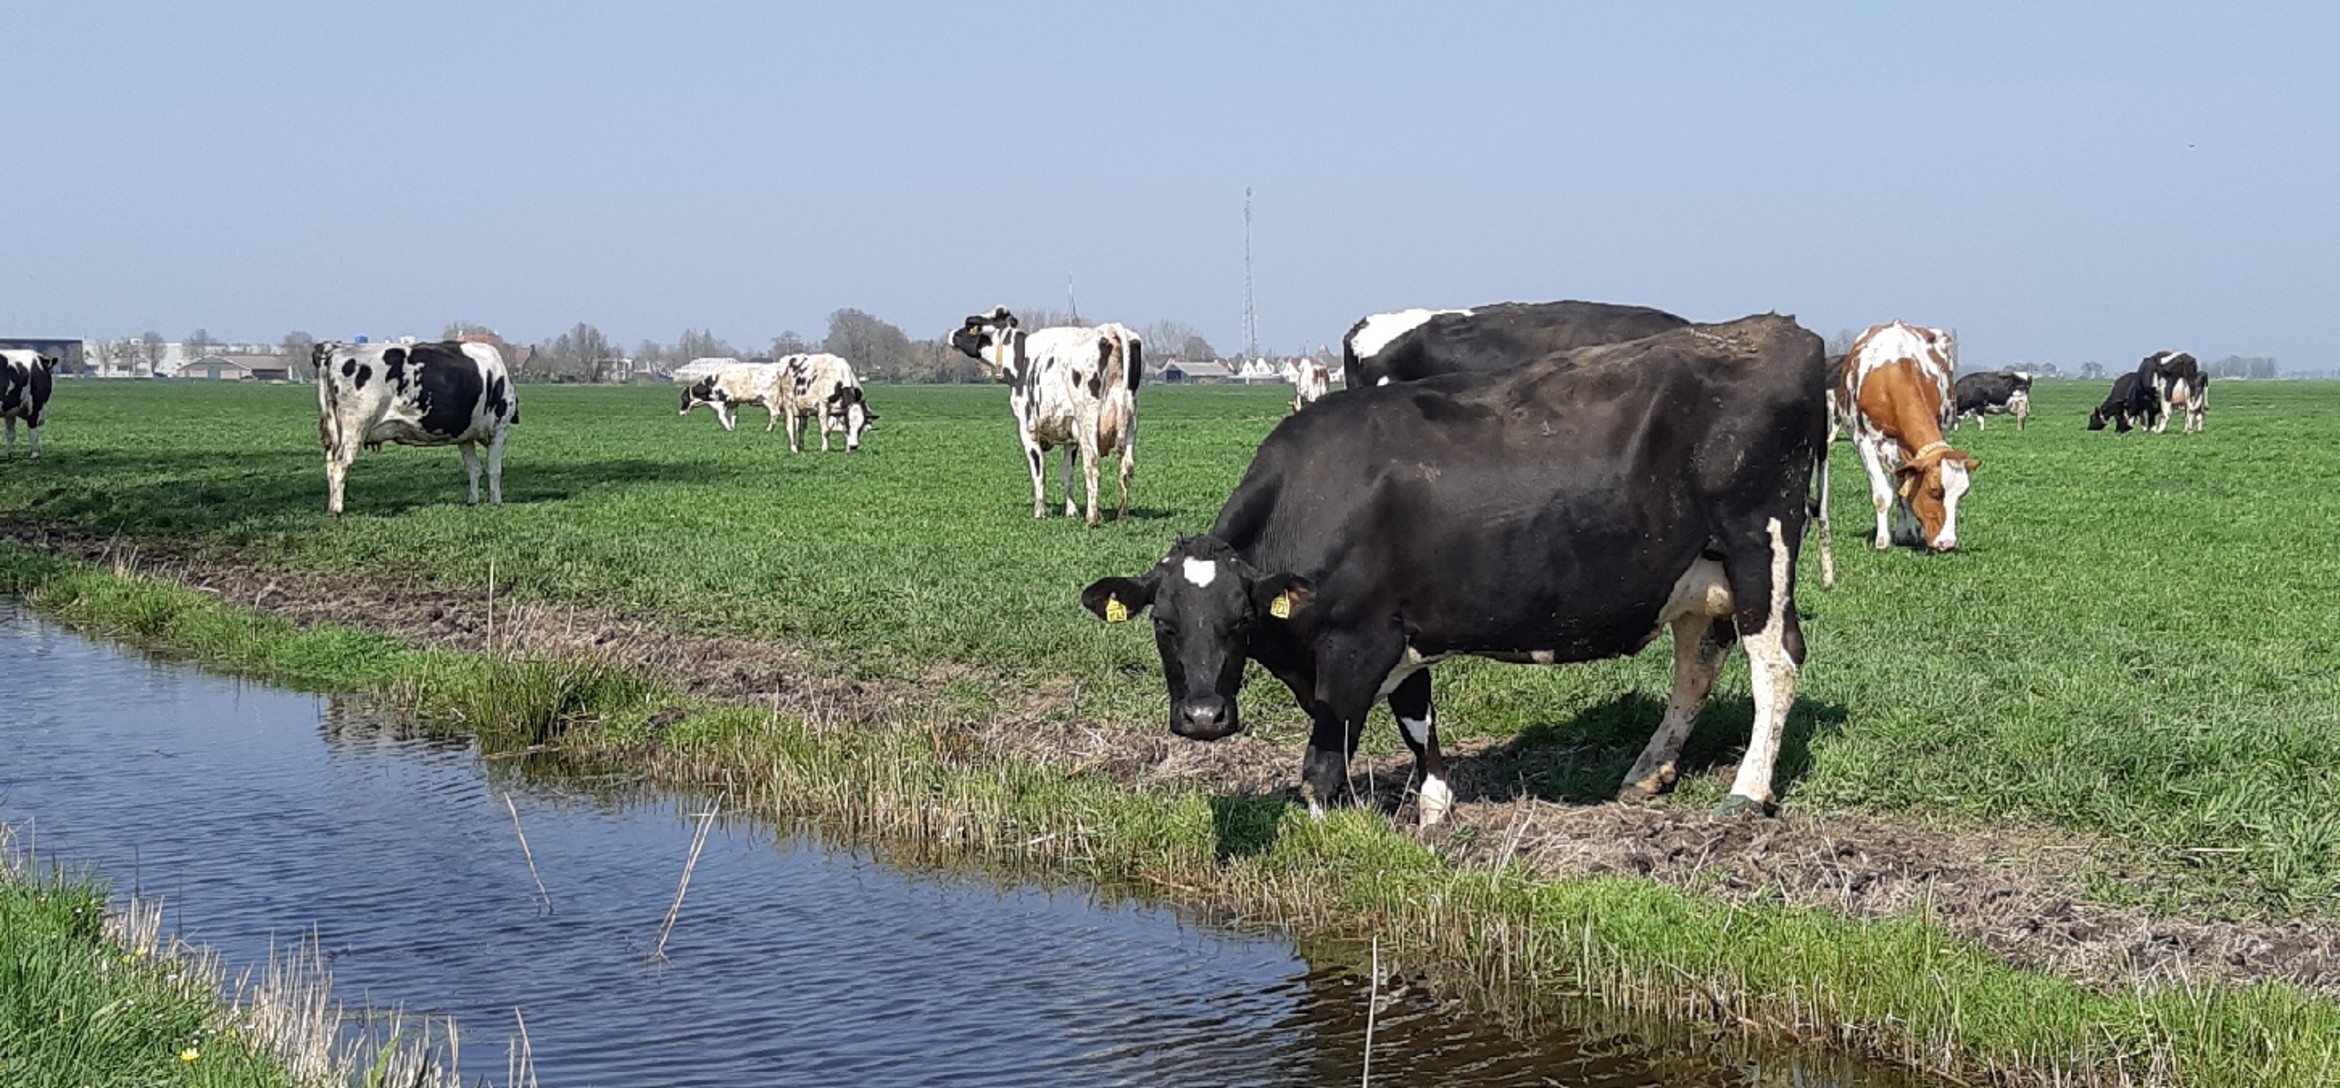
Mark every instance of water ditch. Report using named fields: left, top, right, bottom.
left=0, top=601, right=1933, bottom=1086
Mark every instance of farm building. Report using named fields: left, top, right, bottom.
left=670, top=357, right=746, bottom=383
left=175, top=353, right=292, bottom=381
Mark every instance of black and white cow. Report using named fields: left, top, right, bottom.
left=1340, top=299, right=1690, bottom=388
left=315, top=340, right=518, bottom=515
left=679, top=362, right=788, bottom=432
left=2139, top=350, right=2208, bottom=434
left=948, top=306, right=1142, bottom=526
left=1952, top=371, right=2033, bottom=431
left=0, top=349, right=58, bottom=459
left=773, top=352, right=876, bottom=452
left=1286, top=357, right=1332, bottom=412
left=2087, top=371, right=2159, bottom=433
left=1082, top=314, right=1829, bottom=827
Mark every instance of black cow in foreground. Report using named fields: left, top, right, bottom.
left=2087, top=372, right=2160, bottom=433
left=1084, top=315, right=1829, bottom=827
left=1952, top=371, right=2033, bottom=431
left=1340, top=299, right=1691, bottom=388
left=1, top=350, right=58, bottom=459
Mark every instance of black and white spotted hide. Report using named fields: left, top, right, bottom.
left=314, top=340, right=518, bottom=515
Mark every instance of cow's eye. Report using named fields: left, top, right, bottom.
left=1929, top=487, right=1945, bottom=500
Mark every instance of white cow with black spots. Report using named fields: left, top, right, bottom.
left=315, top=340, right=518, bottom=516
left=773, top=353, right=876, bottom=453
left=1, top=349, right=58, bottom=459
left=679, top=362, right=789, bottom=432
left=948, top=306, right=1142, bottom=526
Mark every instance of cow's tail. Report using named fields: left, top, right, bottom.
left=1122, top=328, right=1144, bottom=392
left=1811, top=414, right=1836, bottom=591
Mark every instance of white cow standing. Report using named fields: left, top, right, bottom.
left=948, top=306, right=1142, bottom=526
left=1, top=348, right=59, bottom=459
left=679, top=363, right=789, bottom=432
left=773, top=352, right=876, bottom=452
left=315, top=340, right=518, bottom=516
left=1285, top=357, right=1331, bottom=412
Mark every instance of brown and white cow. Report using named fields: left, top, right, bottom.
left=315, top=340, right=518, bottom=515
left=948, top=307, right=1142, bottom=526
left=679, top=362, right=789, bottom=432
left=1285, top=358, right=1332, bottom=412
left=1, top=349, right=58, bottom=459
left=1835, top=320, right=1976, bottom=553
left=773, top=352, right=875, bottom=452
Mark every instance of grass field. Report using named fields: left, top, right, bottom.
left=4, top=376, right=2338, bottom=922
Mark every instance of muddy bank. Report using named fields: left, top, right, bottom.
left=10, top=522, right=2337, bottom=998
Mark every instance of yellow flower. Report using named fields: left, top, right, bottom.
left=180, top=1047, right=200, bottom=1062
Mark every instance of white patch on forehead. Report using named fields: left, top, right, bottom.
left=1179, top=557, right=1219, bottom=587
left=1348, top=307, right=1471, bottom=361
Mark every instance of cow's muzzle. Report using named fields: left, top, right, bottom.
left=1170, top=695, right=1238, bottom=741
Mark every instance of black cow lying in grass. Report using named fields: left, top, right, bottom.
left=1083, top=314, right=1831, bottom=827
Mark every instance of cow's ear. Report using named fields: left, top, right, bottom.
left=1959, top=454, right=1981, bottom=472
left=1082, top=576, right=1154, bottom=623
left=1253, top=573, right=1314, bottom=621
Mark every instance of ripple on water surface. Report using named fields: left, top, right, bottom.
left=0, top=604, right=1930, bottom=1087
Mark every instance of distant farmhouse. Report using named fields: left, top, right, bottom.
left=176, top=352, right=292, bottom=381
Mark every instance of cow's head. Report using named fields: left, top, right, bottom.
left=1081, top=536, right=1312, bottom=741
left=948, top=307, right=1020, bottom=380
left=829, top=385, right=875, bottom=450
left=679, top=377, right=737, bottom=429
left=1894, top=441, right=1978, bottom=551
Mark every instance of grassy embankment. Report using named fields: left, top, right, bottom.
left=0, top=826, right=461, bottom=1087
left=4, top=378, right=2339, bottom=1085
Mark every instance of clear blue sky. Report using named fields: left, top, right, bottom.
left=6, top=2, right=2334, bottom=370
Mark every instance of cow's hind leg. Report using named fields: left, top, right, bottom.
left=485, top=430, right=507, bottom=506
left=1024, top=441, right=1048, bottom=518
left=324, top=442, right=355, bottom=516
left=460, top=440, right=483, bottom=505
left=24, top=423, right=35, bottom=460
left=1386, top=670, right=1453, bottom=827
left=1618, top=613, right=1734, bottom=801
left=3, top=418, right=14, bottom=459
left=1717, top=517, right=1805, bottom=814
left=1079, top=433, right=1105, bottom=528
left=1060, top=446, right=1082, bottom=520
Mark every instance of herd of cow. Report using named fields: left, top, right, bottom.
left=0, top=301, right=2214, bottom=828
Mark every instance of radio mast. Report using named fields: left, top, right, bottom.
left=1242, top=187, right=1258, bottom=359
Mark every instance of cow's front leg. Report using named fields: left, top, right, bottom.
left=764, top=404, right=781, bottom=434
left=1854, top=438, right=1896, bottom=549
left=484, top=430, right=506, bottom=506
left=1079, top=432, right=1104, bottom=528
left=460, top=440, right=482, bottom=505
left=1385, top=669, right=1453, bottom=827
left=1301, top=632, right=1402, bottom=816
left=717, top=404, right=737, bottom=433
left=3, top=418, right=14, bottom=459
left=324, top=442, right=354, bottom=515
left=24, top=423, right=35, bottom=460
left=819, top=411, right=833, bottom=453
left=1619, top=614, right=1733, bottom=800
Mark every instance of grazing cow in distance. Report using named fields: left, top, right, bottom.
left=315, top=340, right=518, bottom=516
left=0, top=349, right=58, bottom=459
left=1952, top=371, right=2033, bottom=431
left=2087, top=372, right=2160, bottom=433
left=1341, top=299, right=1690, bottom=388
left=1286, top=357, right=1331, bottom=412
left=1083, top=315, right=1830, bottom=827
left=1837, top=320, right=1975, bottom=553
left=774, top=352, right=876, bottom=452
left=679, top=362, right=788, bottom=432
left=2139, top=351, right=2208, bottom=434
left=948, top=306, right=1142, bottom=526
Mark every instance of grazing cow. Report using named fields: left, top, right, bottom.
left=315, top=340, right=518, bottom=516
left=2087, top=372, right=2161, bottom=433
left=1286, top=357, right=1331, bottom=412
left=1952, top=371, right=2034, bottom=431
left=1836, top=320, right=1976, bottom=553
left=774, top=352, right=876, bottom=452
left=1340, top=299, right=1690, bottom=388
left=2139, top=351, right=2208, bottom=434
left=0, top=349, right=58, bottom=459
left=679, top=362, right=789, bottom=432
left=948, top=306, right=1142, bottom=526
left=1082, top=315, right=1829, bottom=827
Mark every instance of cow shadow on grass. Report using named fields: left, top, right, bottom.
left=1204, top=692, right=1847, bottom=863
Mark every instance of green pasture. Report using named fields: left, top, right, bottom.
left=5, top=377, right=2337, bottom=915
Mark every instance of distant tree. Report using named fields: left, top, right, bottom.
left=675, top=328, right=735, bottom=363
left=769, top=330, right=813, bottom=359
left=138, top=331, right=165, bottom=377
left=185, top=328, right=215, bottom=360
left=823, top=309, right=913, bottom=376
left=534, top=322, right=619, bottom=382
left=281, top=330, right=317, bottom=381
left=2207, top=355, right=2278, bottom=379
left=2080, top=361, right=2104, bottom=380
left=1826, top=329, right=1861, bottom=358
left=441, top=320, right=498, bottom=341
left=1178, top=334, right=1216, bottom=363
left=633, top=339, right=667, bottom=377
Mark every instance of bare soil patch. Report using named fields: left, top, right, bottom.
left=10, top=522, right=2337, bottom=997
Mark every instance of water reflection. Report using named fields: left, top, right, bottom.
left=0, top=603, right=1929, bottom=1087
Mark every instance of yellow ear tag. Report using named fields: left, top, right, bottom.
left=1103, top=597, right=1130, bottom=623
left=1268, top=591, right=1293, bottom=619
